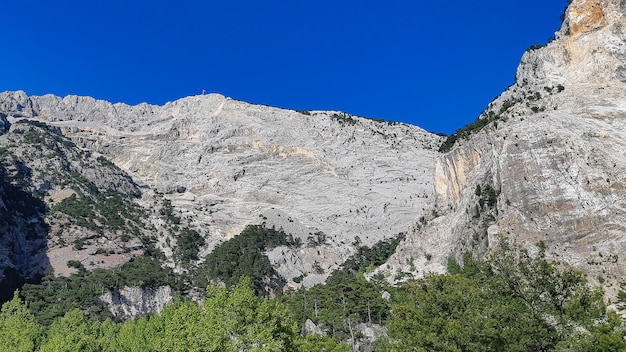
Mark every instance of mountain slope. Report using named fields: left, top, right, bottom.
left=0, top=116, right=158, bottom=302
left=384, top=0, right=626, bottom=298
left=0, top=91, right=442, bottom=287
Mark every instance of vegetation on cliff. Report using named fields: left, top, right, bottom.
left=3, top=240, right=625, bottom=351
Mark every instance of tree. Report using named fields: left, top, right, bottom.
left=198, top=277, right=299, bottom=351
left=195, top=225, right=294, bottom=295
left=387, top=241, right=621, bottom=351
left=0, top=291, right=42, bottom=352
left=115, top=277, right=300, bottom=351
left=38, top=309, right=101, bottom=352
left=297, top=334, right=352, bottom=352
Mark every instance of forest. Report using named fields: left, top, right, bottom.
left=2, top=236, right=626, bottom=351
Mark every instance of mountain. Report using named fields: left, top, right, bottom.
left=382, top=0, right=626, bottom=299
left=0, top=0, right=624, bottom=311
left=0, top=90, right=441, bottom=291
left=0, top=115, right=155, bottom=301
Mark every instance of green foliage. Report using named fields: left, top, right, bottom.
left=387, top=241, right=623, bottom=351
left=174, top=227, right=204, bottom=266
left=281, top=272, right=390, bottom=343
left=0, top=292, right=42, bottom=351
left=439, top=108, right=509, bottom=152
left=297, top=334, right=352, bottom=351
left=279, top=235, right=403, bottom=344
left=195, top=225, right=299, bottom=295
left=332, top=113, right=358, bottom=126
left=17, top=121, right=76, bottom=151
left=159, top=198, right=180, bottom=224
left=1, top=245, right=625, bottom=352
left=363, top=116, right=398, bottom=126
left=527, top=43, right=548, bottom=51
left=47, top=278, right=298, bottom=351
left=340, top=234, right=405, bottom=275
left=51, top=188, right=145, bottom=234
left=66, top=260, right=84, bottom=271
left=476, top=183, right=499, bottom=209
left=2, top=278, right=301, bottom=351
left=52, top=193, right=99, bottom=230
left=21, top=257, right=180, bottom=325
left=38, top=309, right=107, bottom=352
left=96, top=155, right=117, bottom=169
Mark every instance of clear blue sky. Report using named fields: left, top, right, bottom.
left=1, top=1, right=568, bottom=134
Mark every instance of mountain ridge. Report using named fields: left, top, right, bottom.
left=0, top=0, right=624, bottom=304
left=381, top=0, right=626, bottom=301
left=0, top=89, right=442, bottom=289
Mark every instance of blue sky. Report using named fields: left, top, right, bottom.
left=1, top=1, right=568, bottom=134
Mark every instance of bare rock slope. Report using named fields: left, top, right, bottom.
left=2, top=0, right=622, bottom=299
left=0, top=90, right=442, bottom=286
left=384, top=0, right=626, bottom=298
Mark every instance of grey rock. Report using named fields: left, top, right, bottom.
left=98, top=286, right=175, bottom=319
left=1, top=0, right=622, bottom=305
left=383, top=0, right=626, bottom=298
left=304, top=319, right=323, bottom=335
left=0, top=91, right=442, bottom=285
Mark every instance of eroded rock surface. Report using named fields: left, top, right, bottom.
left=383, top=0, right=626, bottom=299
left=0, top=90, right=442, bottom=287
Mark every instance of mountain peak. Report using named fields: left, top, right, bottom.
left=384, top=0, right=626, bottom=298
left=515, top=0, right=626, bottom=88
left=566, top=0, right=607, bottom=37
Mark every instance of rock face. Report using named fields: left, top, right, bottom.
left=384, top=0, right=626, bottom=298
left=98, top=286, right=174, bottom=319
left=1, top=0, right=623, bottom=304
left=0, top=117, right=150, bottom=298
left=0, top=90, right=441, bottom=287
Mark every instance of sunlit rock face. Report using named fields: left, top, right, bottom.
left=3, top=0, right=625, bottom=301
left=0, top=89, right=442, bottom=288
left=383, top=0, right=626, bottom=299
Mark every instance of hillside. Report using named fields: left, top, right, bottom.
left=382, top=0, right=626, bottom=300
left=2, top=0, right=626, bottom=349
left=0, top=90, right=441, bottom=290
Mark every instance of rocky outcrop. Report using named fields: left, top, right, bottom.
left=98, top=286, right=175, bottom=319
left=0, top=118, right=151, bottom=288
left=568, top=0, right=607, bottom=37
left=384, top=0, right=626, bottom=298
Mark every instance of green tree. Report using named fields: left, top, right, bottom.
left=116, top=316, right=159, bottom=352
left=388, top=241, right=619, bottom=351
left=0, top=291, right=42, bottom=352
left=557, top=311, right=626, bottom=351
left=115, top=277, right=299, bottom=351
left=297, top=334, right=352, bottom=352
left=388, top=273, right=553, bottom=351
left=195, top=225, right=296, bottom=295
left=198, top=277, right=299, bottom=351
left=38, top=309, right=100, bottom=352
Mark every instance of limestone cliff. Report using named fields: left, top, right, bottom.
left=2, top=0, right=623, bottom=306
left=384, top=0, right=626, bottom=300
left=0, top=90, right=442, bottom=287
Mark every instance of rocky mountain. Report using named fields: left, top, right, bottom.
left=0, top=116, right=155, bottom=301
left=382, top=0, right=626, bottom=299
left=0, top=89, right=441, bottom=289
left=0, top=0, right=624, bottom=312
